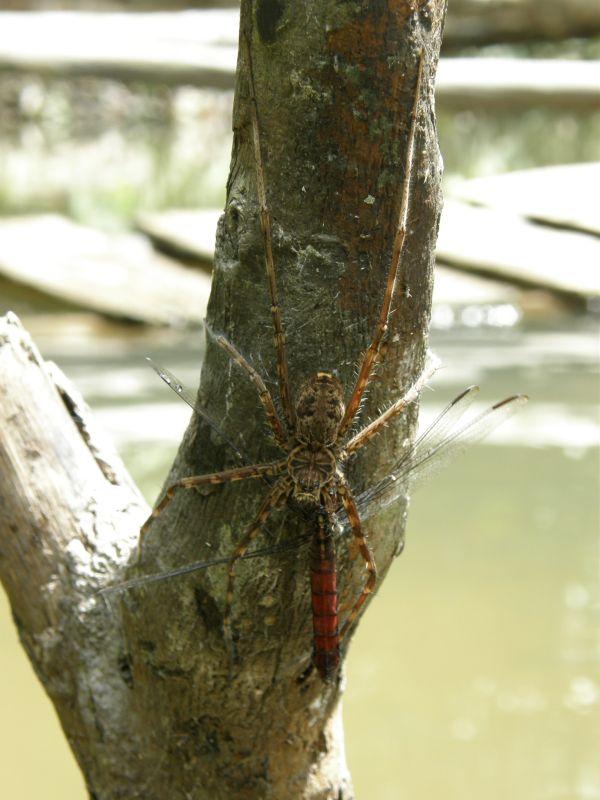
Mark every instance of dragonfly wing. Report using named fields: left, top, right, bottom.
left=146, top=358, right=198, bottom=410
left=99, top=530, right=314, bottom=596
left=354, top=392, right=528, bottom=524
left=146, top=358, right=252, bottom=464
left=350, top=385, right=480, bottom=524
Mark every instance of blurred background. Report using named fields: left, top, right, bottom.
left=0, top=2, right=598, bottom=799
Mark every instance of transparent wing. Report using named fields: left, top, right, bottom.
left=147, top=358, right=198, bottom=411
left=352, top=391, right=528, bottom=524
left=147, top=358, right=263, bottom=471
left=99, top=530, right=314, bottom=597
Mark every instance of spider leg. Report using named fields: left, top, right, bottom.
left=223, top=476, right=292, bottom=666
left=338, top=51, right=425, bottom=437
left=245, top=35, right=296, bottom=433
left=212, top=329, right=288, bottom=449
left=344, top=357, right=439, bottom=455
left=337, top=479, right=378, bottom=642
left=138, top=460, right=287, bottom=562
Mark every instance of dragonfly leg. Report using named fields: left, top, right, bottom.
left=138, top=460, right=286, bottom=564
left=212, top=329, right=288, bottom=449
left=336, top=480, right=378, bottom=642
left=223, top=477, right=292, bottom=669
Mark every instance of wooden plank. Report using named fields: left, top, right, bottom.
left=0, top=11, right=238, bottom=89
left=136, top=208, right=220, bottom=264
left=444, top=0, right=600, bottom=49
left=433, top=265, right=520, bottom=306
left=449, top=163, right=600, bottom=236
left=436, top=200, right=600, bottom=299
left=0, top=215, right=209, bottom=326
left=436, top=57, right=600, bottom=110
left=5, top=1, right=600, bottom=50
left=0, top=12, right=598, bottom=108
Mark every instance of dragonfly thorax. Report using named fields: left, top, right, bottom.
left=295, top=372, right=345, bottom=447
left=287, top=444, right=337, bottom=503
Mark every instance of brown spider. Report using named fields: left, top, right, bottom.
left=140, top=48, right=433, bottom=681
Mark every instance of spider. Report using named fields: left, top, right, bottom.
left=140, top=49, right=433, bottom=681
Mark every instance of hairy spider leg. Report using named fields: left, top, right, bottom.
left=344, top=356, right=439, bottom=455
left=245, top=35, right=296, bottom=433
left=339, top=51, right=425, bottom=436
left=138, top=460, right=287, bottom=563
left=337, top=479, right=378, bottom=642
left=223, top=477, right=292, bottom=667
left=213, top=330, right=288, bottom=449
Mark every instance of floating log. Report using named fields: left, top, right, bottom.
left=0, top=215, right=209, bottom=326
left=4, top=2, right=600, bottom=49
left=0, top=12, right=598, bottom=108
left=437, top=200, right=600, bottom=300
left=0, top=11, right=238, bottom=90
left=136, top=208, right=220, bottom=265
left=449, top=163, right=600, bottom=236
left=444, top=0, right=600, bottom=48
left=437, top=57, right=600, bottom=110
left=137, top=207, right=528, bottom=310
left=142, top=202, right=600, bottom=303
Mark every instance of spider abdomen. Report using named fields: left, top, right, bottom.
left=295, top=372, right=345, bottom=446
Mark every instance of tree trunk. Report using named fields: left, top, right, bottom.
left=0, top=2, right=446, bottom=797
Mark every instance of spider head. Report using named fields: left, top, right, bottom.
left=295, top=372, right=345, bottom=447
left=287, top=444, right=337, bottom=504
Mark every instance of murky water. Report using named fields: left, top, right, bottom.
left=1, top=314, right=597, bottom=799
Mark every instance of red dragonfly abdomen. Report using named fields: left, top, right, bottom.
left=310, top=513, right=340, bottom=681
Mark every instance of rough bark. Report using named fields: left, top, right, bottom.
left=0, top=1, right=446, bottom=798
left=0, top=312, right=150, bottom=798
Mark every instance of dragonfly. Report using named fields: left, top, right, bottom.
left=104, top=359, right=527, bottom=678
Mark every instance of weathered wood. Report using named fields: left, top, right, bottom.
left=437, top=199, right=600, bottom=300
left=4, top=0, right=600, bottom=49
left=0, top=215, right=210, bottom=326
left=0, top=312, right=150, bottom=798
left=450, top=163, right=600, bottom=237
left=444, top=0, right=600, bottom=48
left=436, top=57, right=600, bottom=110
left=1, top=12, right=598, bottom=107
left=0, top=0, right=447, bottom=795
left=0, top=10, right=238, bottom=88
left=137, top=208, right=220, bottom=265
